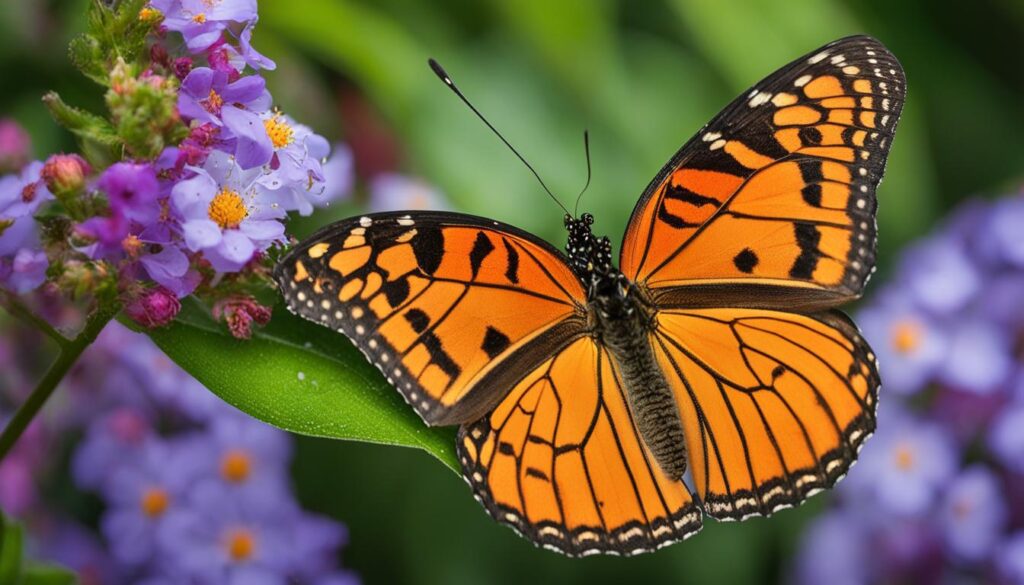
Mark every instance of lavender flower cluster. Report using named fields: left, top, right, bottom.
left=795, top=193, right=1024, bottom=585
left=1, top=319, right=358, bottom=584
left=0, top=0, right=353, bottom=337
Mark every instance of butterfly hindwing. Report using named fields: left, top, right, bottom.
left=275, top=212, right=589, bottom=425
left=652, top=308, right=879, bottom=520
left=621, top=35, right=904, bottom=311
left=459, top=337, right=702, bottom=556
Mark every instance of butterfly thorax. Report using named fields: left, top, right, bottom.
left=565, top=214, right=689, bottom=479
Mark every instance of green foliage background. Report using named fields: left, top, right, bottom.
left=2, top=0, right=1023, bottom=583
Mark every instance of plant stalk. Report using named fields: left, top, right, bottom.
left=0, top=303, right=118, bottom=463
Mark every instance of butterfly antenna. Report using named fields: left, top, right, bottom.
left=428, top=58, right=570, bottom=216
left=573, top=130, right=592, bottom=217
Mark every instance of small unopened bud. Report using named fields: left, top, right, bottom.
left=0, top=119, right=31, bottom=174
left=41, top=154, right=91, bottom=198
left=125, top=286, right=181, bottom=328
left=172, top=57, right=193, bottom=80
left=212, top=295, right=273, bottom=339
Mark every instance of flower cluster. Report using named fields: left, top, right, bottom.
left=794, top=192, right=1024, bottom=585
left=0, top=320, right=358, bottom=584
left=0, top=0, right=352, bottom=337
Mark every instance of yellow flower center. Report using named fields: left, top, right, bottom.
left=208, top=188, right=248, bottom=229
left=206, top=89, right=224, bottom=113
left=893, top=442, right=915, bottom=471
left=192, top=12, right=207, bottom=23
left=140, top=487, right=170, bottom=518
left=138, top=7, right=162, bottom=22
left=891, top=319, right=922, bottom=354
left=226, top=529, right=256, bottom=562
left=122, top=234, right=144, bottom=258
left=220, top=449, right=252, bottom=483
left=263, top=113, right=294, bottom=149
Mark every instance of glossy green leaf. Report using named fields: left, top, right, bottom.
left=146, top=300, right=458, bottom=472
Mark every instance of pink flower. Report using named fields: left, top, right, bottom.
left=125, top=286, right=182, bottom=328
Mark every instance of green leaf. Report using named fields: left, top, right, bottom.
left=21, top=565, right=78, bottom=585
left=146, top=300, right=459, bottom=472
left=0, top=512, right=24, bottom=585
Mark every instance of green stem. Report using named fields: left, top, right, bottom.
left=0, top=291, right=71, bottom=349
left=0, top=303, right=119, bottom=463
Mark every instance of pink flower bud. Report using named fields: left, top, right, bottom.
left=0, top=118, right=31, bottom=174
left=125, top=286, right=181, bottom=329
left=41, top=153, right=91, bottom=197
left=212, top=295, right=273, bottom=339
left=172, top=57, right=193, bottom=80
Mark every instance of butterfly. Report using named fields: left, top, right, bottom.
left=275, top=35, right=901, bottom=556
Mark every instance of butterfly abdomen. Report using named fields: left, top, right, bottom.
left=596, top=300, right=688, bottom=479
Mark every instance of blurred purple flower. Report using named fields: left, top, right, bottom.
left=845, top=406, right=957, bottom=516
left=73, top=407, right=153, bottom=491
left=320, top=143, right=354, bottom=206
left=200, top=413, right=292, bottom=496
left=938, top=320, right=1013, bottom=394
left=158, top=481, right=299, bottom=585
left=999, top=532, right=1024, bottom=585
left=940, top=466, right=1007, bottom=561
left=985, top=194, right=1024, bottom=268
left=171, top=150, right=285, bottom=272
left=369, top=173, right=447, bottom=212
left=33, top=521, right=122, bottom=585
left=990, top=402, right=1024, bottom=474
left=150, top=0, right=258, bottom=54
left=901, top=236, right=980, bottom=314
left=0, top=118, right=31, bottom=173
left=100, top=436, right=204, bottom=567
left=858, top=289, right=947, bottom=395
left=794, top=510, right=870, bottom=585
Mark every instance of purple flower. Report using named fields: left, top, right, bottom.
left=100, top=436, right=204, bottom=566
left=171, top=150, right=285, bottom=272
left=0, top=118, right=31, bottom=173
left=78, top=162, right=161, bottom=252
left=990, top=402, right=1024, bottom=474
left=998, top=532, right=1024, bottom=585
left=369, top=173, right=448, bottom=212
left=901, top=235, right=981, bottom=314
left=198, top=413, right=292, bottom=496
left=320, top=143, right=354, bottom=206
left=857, top=289, right=947, bottom=395
left=0, top=161, right=53, bottom=292
left=844, top=405, right=958, bottom=516
left=794, top=510, right=870, bottom=585
left=940, top=466, right=1007, bottom=561
left=32, top=521, right=122, bottom=585
left=72, top=407, right=153, bottom=491
left=984, top=194, right=1024, bottom=267
left=150, top=0, right=258, bottom=54
left=177, top=67, right=272, bottom=169
left=0, top=452, right=36, bottom=516
left=158, top=481, right=299, bottom=585
left=938, top=320, right=1013, bottom=394
left=259, top=111, right=330, bottom=215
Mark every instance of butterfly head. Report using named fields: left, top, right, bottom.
left=564, top=212, right=629, bottom=314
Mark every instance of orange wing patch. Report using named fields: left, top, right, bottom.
left=275, top=212, right=588, bottom=425
left=621, top=36, right=904, bottom=308
left=459, top=338, right=702, bottom=556
left=652, top=308, right=878, bottom=520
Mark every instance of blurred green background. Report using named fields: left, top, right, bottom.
left=2, top=0, right=1023, bottom=583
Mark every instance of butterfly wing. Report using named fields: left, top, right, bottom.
left=652, top=308, right=878, bottom=520
left=459, top=336, right=702, bottom=555
left=621, top=35, right=904, bottom=311
left=275, top=211, right=589, bottom=425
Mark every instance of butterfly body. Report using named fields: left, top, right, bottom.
left=277, top=35, right=902, bottom=556
left=567, top=213, right=690, bottom=478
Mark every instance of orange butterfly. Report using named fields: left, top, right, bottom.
left=275, top=35, right=900, bottom=556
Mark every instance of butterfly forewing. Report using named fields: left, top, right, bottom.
left=275, top=212, right=589, bottom=425
left=621, top=35, right=904, bottom=311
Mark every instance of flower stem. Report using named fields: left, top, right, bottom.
left=0, top=302, right=119, bottom=463
left=0, top=290, right=71, bottom=349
